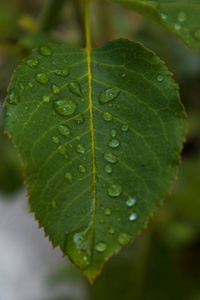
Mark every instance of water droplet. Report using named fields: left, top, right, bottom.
left=65, top=172, right=73, bottom=181
left=108, top=103, right=113, bottom=107
left=51, top=200, right=56, bottom=208
left=19, top=83, right=25, bottom=90
left=129, top=212, right=137, bottom=221
left=104, top=152, right=118, bottom=163
left=63, top=59, right=68, bottom=63
left=122, top=73, right=126, bottom=77
left=58, top=145, right=67, bottom=155
left=103, top=112, right=113, bottom=121
left=25, top=106, right=28, bottom=110
left=99, top=218, right=105, bottom=224
left=54, top=67, right=70, bottom=77
left=116, top=105, right=121, bottom=110
left=38, top=46, right=52, bottom=56
left=51, top=136, right=59, bottom=143
left=108, top=228, right=115, bottom=234
left=177, top=11, right=186, bottom=22
left=95, top=241, right=107, bottom=253
left=121, top=124, right=129, bottom=132
left=26, top=57, right=39, bottom=67
left=160, top=12, right=167, bottom=19
left=125, top=197, right=136, bottom=207
left=78, top=164, right=86, bottom=173
left=108, top=138, right=120, bottom=148
left=194, top=29, right=200, bottom=41
left=105, top=165, right=113, bottom=174
left=174, top=23, right=181, bottom=31
left=5, top=112, right=11, bottom=117
left=28, top=82, right=33, bottom=88
left=110, top=129, right=117, bottom=138
left=69, top=82, right=83, bottom=97
left=42, top=95, right=50, bottom=102
left=6, top=90, right=19, bottom=105
left=51, top=84, right=60, bottom=94
left=104, top=208, right=111, bottom=215
left=99, top=88, right=121, bottom=104
left=76, top=144, right=85, bottom=154
left=108, top=183, right=123, bottom=197
left=74, top=114, right=84, bottom=124
left=118, top=233, right=132, bottom=245
left=58, top=124, right=71, bottom=136
left=64, top=224, right=92, bottom=269
left=157, top=75, right=164, bottom=82
left=52, top=97, right=77, bottom=116
left=35, top=73, right=48, bottom=84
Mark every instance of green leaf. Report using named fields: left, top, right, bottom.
left=4, top=39, right=186, bottom=282
left=110, top=0, right=200, bottom=49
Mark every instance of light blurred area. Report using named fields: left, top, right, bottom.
left=0, top=0, right=200, bottom=300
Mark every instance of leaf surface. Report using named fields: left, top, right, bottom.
left=110, top=0, right=200, bottom=49
left=4, top=39, right=186, bottom=282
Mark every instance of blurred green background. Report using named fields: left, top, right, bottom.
left=0, top=0, right=200, bottom=299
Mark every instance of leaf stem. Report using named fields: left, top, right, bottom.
left=85, top=0, right=91, bottom=49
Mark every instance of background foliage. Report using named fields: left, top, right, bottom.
left=0, top=0, right=200, bottom=299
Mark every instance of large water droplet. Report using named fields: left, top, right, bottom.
left=157, top=75, right=164, bottom=82
left=177, top=11, right=186, bottom=22
left=108, top=138, right=120, bottom=148
left=58, top=124, right=71, bottom=136
left=78, top=164, right=86, bottom=173
left=105, top=165, right=113, bottom=174
left=125, top=197, right=136, bottom=207
left=6, top=90, right=20, bottom=105
left=108, top=228, right=115, bottom=234
left=99, top=88, right=121, bottom=104
left=26, top=57, right=39, bottom=67
left=121, top=124, right=129, bottom=132
left=110, top=129, right=117, bottom=138
left=74, top=114, right=84, bottom=124
left=51, top=136, right=59, bottom=143
left=108, top=183, right=123, bottom=197
left=194, top=29, right=200, bottom=41
left=103, top=112, right=113, bottom=121
left=65, top=172, right=73, bottom=181
left=64, top=224, right=92, bottom=269
left=76, top=144, right=85, bottom=154
left=129, top=212, right=137, bottom=221
left=42, top=95, right=50, bottom=102
left=58, top=145, right=67, bottom=155
left=51, top=84, right=60, bottom=94
left=52, top=97, right=77, bottom=116
left=118, top=233, right=132, bottom=245
left=35, top=73, right=48, bottom=84
left=104, top=208, right=111, bottom=216
left=38, top=46, right=52, bottom=56
left=104, top=152, right=118, bottom=163
left=69, top=82, right=82, bottom=97
left=54, top=67, right=70, bottom=77
left=95, top=241, right=107, bottom=253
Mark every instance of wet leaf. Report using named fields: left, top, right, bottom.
left=4, top=39, right=186, bottom=282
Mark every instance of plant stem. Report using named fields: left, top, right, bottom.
left=39, top=0, right=68, bottom=31
left=85, top=0, right=91, bottom=50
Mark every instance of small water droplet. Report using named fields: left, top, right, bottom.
left=110, top=129, right=117, bottom=138
left=95, top=241, right=107, bottom=253
left=51, top=136, right=59, bottom=143
left=129, top=212, right=137, bottom=221
left=28, top=82, right=33, bottom=88
left=42, top=95, right=50, bottom=102
left=5, top=112, right=11, bottom=117
left=58, top=124, right=71, bottom=136
left=174, top=23, right=181, bottom=31
left=104, top=208, right=111, bottom=215
left=6, top=91, right=20, bottom=105
left=104, top=152, right=118, bottom=163
left=121, top=124, right=129, bottom=132
left=69, top=82, right=83, bottom=97
left=118, top=233, right=132, bottom=245
left=78, top=164, right=86, bottom=173
left=105, top=165, right=113, bottom=174
left=103, top=112, right=113, bottom=121
left=108, top=103, right=113, bottom=107
left=122, top=73, right=126, bottom=77
left=26, top=57, right=39, bottom=67
left=76, top=144, right=85, bottom=154
left=58, top=145, right=67, bottom=155
left=108, top=228, right=115, bottom=234
left=54, top=68, right=70, bottom=77
left=117, top=218, right=121, bottom=222
left=157, top=75, right=164, bottom=82
left=108, top=138, right=120, bottom=148
left=116, top=105, right=121, bottom=110
left=52, top=97, right=77, bottom=116
left=99, top=88, right=121, bottom=104
left=74, top=114, right=84, bottom=124
left=63, top=59, right=68, bottom=63
left=35, top=73, right=48, bottom=84
left=126, top=197, right=136, bottom=207
left=51, top=84, right=60, bottom=94
left=177, top=11, right=186, bottom=22
left=38, top=46, right=52, bottom=56
left=194, top=29, right=200, bottom=41
left=65, top=172, right=73, bottom=181
left=160, top=12, right=167, bottom=19
left=99, top=218, right=105, bottom=224
left=51, top=200, right=56, bottom=208
left=108, top=183, right=123, bottom=197
left=25, top=106, right=28, bottom=110
left=19, top=83, right=25, bottom=90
